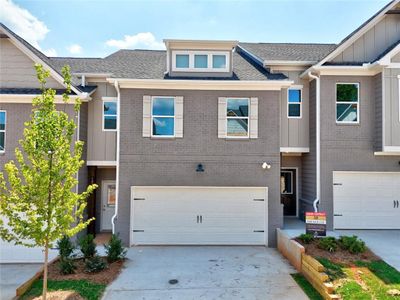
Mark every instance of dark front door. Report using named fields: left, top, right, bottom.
left=281, top=169, right=297, bottom=216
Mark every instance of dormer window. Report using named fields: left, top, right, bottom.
left=172, top=50, right=230, bottom=72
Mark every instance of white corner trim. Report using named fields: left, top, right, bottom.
left=106, top=78, right=294, bottom=91
left=280, top=147, right=310, bottom=153
left=86, top=161, right=117, bottom=167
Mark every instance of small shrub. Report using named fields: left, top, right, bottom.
left=104, top=234, right=127, bottom=263
left=85, top=256, right=107, bottom=273
left=297, top=233, right=315, bottom=244
left=318, top=237, right=337, bottom=252
left=79, top=234, right=96, bottom=259
left=59, top=258, right=76, bottom=275
left=338, top=235, right=366, bottom=254
left=57, top=235, right=75, bottom=259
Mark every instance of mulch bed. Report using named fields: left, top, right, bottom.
left=47, top=257, right=125, bottom=285
left=295, top=238, right=380, bottom=266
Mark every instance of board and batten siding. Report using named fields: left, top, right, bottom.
left=331, top=14, right=400, bottom=63
left=86, top=82, right=117, bottom=162
left=0, top=38, right=63, bottom=89
left=279, top=71, right=310, bottom=149
left=374, top=73, right=383, bottom=151
left=383, top=68, right=400, bottom=148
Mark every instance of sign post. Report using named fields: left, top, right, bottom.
left=305, top=212, right=327, bottom=237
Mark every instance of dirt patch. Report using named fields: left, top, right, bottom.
left=295, top=238, right=380, bottom=266
left=31, top=291, right=84, bottom=300
left=47, top=258, right=125, bottom=285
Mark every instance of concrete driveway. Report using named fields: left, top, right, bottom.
left=102, top=246, right=307, bottom=300
left=0, top=264, right=41, bottom=300
left=336, top=230, right=400, bottom=271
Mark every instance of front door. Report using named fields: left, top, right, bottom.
left=101, top=181, right=116, bottom=231
left=281, top=169, right=297, bottom=216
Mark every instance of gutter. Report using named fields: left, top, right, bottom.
left=308, top=71, right=320, bottom=212
left=111, top=80, right=121, bottom=234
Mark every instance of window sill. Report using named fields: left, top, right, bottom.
left=150, top=136, right=177, bottom=140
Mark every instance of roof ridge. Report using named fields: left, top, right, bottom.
left=240, top=42, right=337, bottom=46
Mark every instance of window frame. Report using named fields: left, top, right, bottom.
left=102, top=98, right=118, bottom=132
left=172, top=50, right=230, bottom=72
left=335, top=82, right=360, bottom=125
left=150, top=96, right=176, bottom=138
left=226, top=97, right=250, bottom=139
left=0, top=110, right=6, bottom=153
left=287, top=88, right=302, bottom=119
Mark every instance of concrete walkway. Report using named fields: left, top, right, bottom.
left=102, top=246, right=308, bottom=300
left=0, top=264, right=41, bottom=300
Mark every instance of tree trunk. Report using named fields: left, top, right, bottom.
left=42, top=241, right=49, bottom=300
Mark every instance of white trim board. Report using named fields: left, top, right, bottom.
left=86, top=161, right=117, bottom=167
left=280, top=147, right=310, bottom=153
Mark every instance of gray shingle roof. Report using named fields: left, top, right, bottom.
left=238, top=42, right=337, bottom=63
left=50, top=49, right=288, bottom=81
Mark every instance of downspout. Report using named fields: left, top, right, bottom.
left=308, top=71, right=320, bottom=212
left=111, top=80, right=120, bottom=233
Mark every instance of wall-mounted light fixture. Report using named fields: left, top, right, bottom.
left=196, top=163, right=204, bottom=172
left=262, top=162, right=271, bottom=170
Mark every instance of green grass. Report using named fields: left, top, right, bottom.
left=354, top=260, right=400, bottom=284
left=21, top=279, right=106, bottom=300
left=337, top=280, right=372, bottom=300
left=291, top=273, right=323, bottom=300
left=317, top=257, right=346, bottom=280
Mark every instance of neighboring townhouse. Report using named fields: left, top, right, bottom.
left=0, top=0, right=399, bottom=262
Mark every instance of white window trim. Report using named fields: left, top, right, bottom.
left=172, top=50, right=230, bottom=72
left=281, top=170, right=294, bottom=195
left=102, top=98, right=118, bottom=132
left=287, top=88, right=302, bottom=119
left=335, top=82, right=360, bottom=125
left=0, top=110, right=5, bottom=153
left=226, top=98, right=250, bottom=139
left=151, top=96, right=176, bottom=138
left=397, top=75, right=400, bottom=122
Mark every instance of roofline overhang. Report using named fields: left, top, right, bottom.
left=73, top=72, right=113, bottom=77
left=164, top=39, right=238, bottom=50
left=106, top=78, right=294, bottom=91
left=300, top=63, right=383, bottom=78
left=263, top=60, right=316, bottom=67
left=0, top=93, right=89, bottom=103
left=374, top=43, right=400, bottom=66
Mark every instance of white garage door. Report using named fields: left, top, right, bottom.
left=130, top=186, right=268, bottom=245
left=333, top=172, right=400, bottom=229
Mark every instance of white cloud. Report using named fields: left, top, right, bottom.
left=106, top=32, right=165, bottom=50
left=0, top=0, right=49, bottom=49
left=67, top=44, right=82, bottom=55
left=43, top=48, right=57, bottom=57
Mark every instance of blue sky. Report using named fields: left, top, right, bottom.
left=0, top=0, right=390, bottom=58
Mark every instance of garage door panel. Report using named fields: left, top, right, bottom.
left=333, top=172, right=400, bottom=229
left=131, top=187, right=267, bottom=245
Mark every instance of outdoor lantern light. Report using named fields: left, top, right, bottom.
left=262, top=162, right=271, bottom=170
left=196, top=163, right=204, bottom=172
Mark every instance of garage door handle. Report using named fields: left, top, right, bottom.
left=197, top=215, right=199, bottom=223
left=200, top=215, right=203, bottom=223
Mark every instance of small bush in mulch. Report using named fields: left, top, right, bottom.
left=85, top=256, right=107, bottom=273
left=297, top=233, right=315, bottom=244
left=104, top=234, right=127, bottom=263
left=337, top=235, right=366, bottom=254
left=78, top=234, right=97, bottom=260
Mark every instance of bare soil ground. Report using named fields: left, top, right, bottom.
left=31, top=291, right=84, bottom=300
left=47, top=258, right=125, bottom=285
left=295, top=238, right=380, bottom=266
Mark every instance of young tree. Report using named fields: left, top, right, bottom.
left=0, top=64, right=97, bottom=300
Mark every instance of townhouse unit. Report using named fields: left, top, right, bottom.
left=1, top=0, right=399, bottom=262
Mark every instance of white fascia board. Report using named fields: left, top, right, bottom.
left=264, top=60, right=315, bottom=66
left=87, top=161, right=117, bottom=167
left=300, top=64, right=382, bottom=78
left=0, top=94, right=87, bottom=103
left=280, top=147, right=310, bottom=153
left=106, top=78, right=294, bottom=91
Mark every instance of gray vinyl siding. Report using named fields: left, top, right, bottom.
left=332, top=14, right=400, bottom=63
left=86, top=82, right=117, bottom=162
left=116, top=88, right=283, bottom=246
left=319, top=75, right=400, bottom=230
left=78, top=102, right=89, bottom=194
left=383, top=68, right=400, bottom=148
left=95, top=167, right=116, bottom=233
left=374, top=73, right=383, bottom=151
left=0, top=103, right=75, bottom=170
left=0, top=38, right=63, bottom=89
left=300, top=79, right=316, bottom=215
left=279, top=70, right=310, bottom=149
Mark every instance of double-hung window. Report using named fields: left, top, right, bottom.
left=103, top=99, right=117, bottom=131
left=0, top=111, right=5, bottom=152
left=152, top=97, right=175, bottom=137
left=336, top=83, right=359, bottom=124
left=288, top=89, right=302, bottom=118
left=226, top=98, right=249, bottom=138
